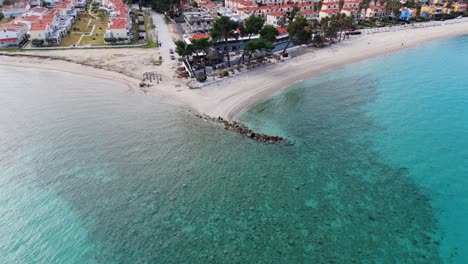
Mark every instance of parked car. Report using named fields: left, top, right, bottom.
left=169, top=49, right=174, bottom=54
left=170, top=55, right=176, bottom=60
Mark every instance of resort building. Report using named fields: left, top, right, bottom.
left=27, top=0, right=78, bottom=45
left=1, top=2, right=31, bottom=18
left=420, top=4, right=443, bottom=17
left=104, top=0, right=131, bottom=41
left=453, top=2, right=468, bottom=13
left=0, top=21, right=28, bottom=47
left=225, top=0, right=316, bottom=21
left=183, top=11, right=216, bottom=33
left=319, top=0, right=340, bottom=20
left=340, top=0, right=362, bottom=20
left=198, top=0, right=220, bottom=17
left=365, top=6, right=386, bottom=19
left=107, top=18, right=127, bottom=39
left=217, top=7, right=243, bottom=22
left=399, top=6, right=413, bottom=20
left=29, top=20, right=54, bottom=41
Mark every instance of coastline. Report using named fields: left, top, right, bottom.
left=1, top=20, right=468, bottom=121
left=0, top=55, right=141, bottom=90
left=189, top=19, right=468, bottom=120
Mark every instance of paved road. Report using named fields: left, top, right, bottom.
left=148, top=9, right=177, bottom=64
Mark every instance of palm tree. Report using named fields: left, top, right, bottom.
left=210, top=16, right=239, bottom=67
left=359, top=0, right=370, bottom=22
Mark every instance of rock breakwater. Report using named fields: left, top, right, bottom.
left=195, top=114, right=290, bottom=145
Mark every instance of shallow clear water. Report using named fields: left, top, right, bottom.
left=241, top=35, right=468, bottom=263
left=0, top=35, right=467, bottom=263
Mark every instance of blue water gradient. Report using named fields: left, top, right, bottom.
left=241, top=35, right=468, bottom=263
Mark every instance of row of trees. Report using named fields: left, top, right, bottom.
left=175, top=10, right=357, bottom=79
left=176, top=15, right=280, bottom=69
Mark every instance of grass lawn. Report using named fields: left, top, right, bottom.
left=144, top=14, right=157, bottom=48
left=71, top=18, right=93, bottom=33
left=0, top=18, right=13, bottom=25
left=80, top=20, right=107, bottom=46
left=57, top=33, right=82, bottom=47
left=80, top=35, right=104, bottom=46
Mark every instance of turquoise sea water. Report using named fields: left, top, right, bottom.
left=0, top=35, right=467, bottom=263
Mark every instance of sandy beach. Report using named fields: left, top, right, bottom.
left=1, top=19, right=468, bottom=120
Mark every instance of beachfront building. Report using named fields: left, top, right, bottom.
left=420, top=4, right=443, bottom=17
left=183, top=11, right=216, bottom=33
left=107, top=18, right=127, bottom=39
left=198, top=0, right=220, bottom=17
left=217, top=7, right=243, bottom=23
left=26, top=0, right=78, bottom=45
left=365, top=6, right=386, bottom=19
left=225, top=0, right=317, bottom=10
left=29, top=20, right=55, bottom=41
left=0, top=21, right=28, bottom=47
left=340, top=0, right=362, bottom=20
left=266, top=12, right=285, bottom=26
left=1, top=2, right=31, bottom=18
left=225, top=0, right=316, bottom=23
left=453, top=2, right=468, bottom=13
left=319, top=0, right=340, bottom=20
left=104, top=0, right=131, bottom=41
left=399, top=6, right=414, bottom=20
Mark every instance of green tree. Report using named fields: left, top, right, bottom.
left=242, top=15, right=265, bottom=39
left=314, top=1, right=323, bottom=12
left=288, top=5, right=301, bottom=21
left=175, top=40, right=194, bottom=60
left=359, top=0, right=370, bottom=20
left=191, top=37, right=211, bottom=74
left=244, top=38, right=273, bottom=67
left=210, top=16, right=239, bottom=67
left=277, top=14, right=288, bottom=28
left=238, top=16, right=265, bottom=65
left=404, top=0, right=416, bottom=8
left=339, top=0, right=345, bottom=10
left=312, top=34, right=324, bottom=47
left=143, top=0, right=178, bottom=14
left=260, top=25, right=279, bottom=43
left=191, top=37, right=211, bottom=53
left=283, top=15, right=311, bottom=56
left=308, top=19, right=320, bottom=34
left=0, top=13, right=4, bottom=21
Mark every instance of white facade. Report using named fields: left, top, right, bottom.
left=1, top=4, right=31, bottom=18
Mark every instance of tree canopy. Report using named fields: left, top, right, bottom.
left=242, top=15, right=265, bottom=38
left=260, top=25, right=280, bottom=43
left=175, top=40, right=193, bottom=59
left=287, top=16, right=312, bottom=46
left=142, top=0, right=178, bottom=13
left=210, top=16, right=239, bottom=66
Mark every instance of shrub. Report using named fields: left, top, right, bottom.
left=196, top=72, right=207, bottom=82
left=31, top=39, right=44, bottom=47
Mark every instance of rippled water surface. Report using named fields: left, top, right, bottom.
left=1, top=35, right=467, bottom=263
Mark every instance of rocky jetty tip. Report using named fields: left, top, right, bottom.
left=195, top=114, right=290, bottom=145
